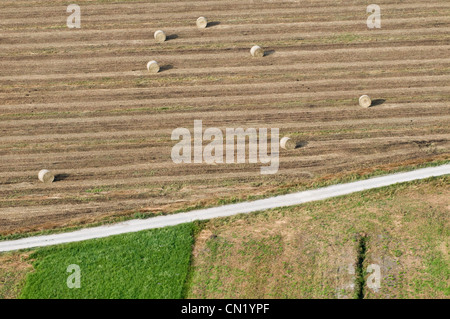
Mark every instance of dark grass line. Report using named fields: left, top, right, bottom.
left=354, top=233, right=368, bottom=299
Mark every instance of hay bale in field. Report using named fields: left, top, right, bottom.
left=250, top=45, right=264, bottom=57
left=359, top=95, right=372, bottom=108
left=196, top=17, right=208, bottom=29
left=154, top=30, right=166, bottom=43
left=280, top=137, right=296, bottom=150
left=38, top=169, right=54, bottom=183
left=147, top=60, right=160, bottom=73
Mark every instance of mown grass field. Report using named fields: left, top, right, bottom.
left=186, top=176, right=449, bottom=299
left=17, top=223, right=194, bottom=299
left=1, top=177, right=448, bottom=299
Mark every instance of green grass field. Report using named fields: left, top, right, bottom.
left=18, top=223, right=194, bottom=299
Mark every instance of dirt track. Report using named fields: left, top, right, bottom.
left=1, top=165, right=448, bottom=252
left=0, top=0, right=449, bottom=234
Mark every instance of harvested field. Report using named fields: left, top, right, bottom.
left=0, top=0, right=449, bottom=235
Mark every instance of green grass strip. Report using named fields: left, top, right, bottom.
left=19, top=223, right=193, bottom=299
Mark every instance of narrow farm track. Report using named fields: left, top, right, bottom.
left=0, top=0, right=449, bottom=235
left=1, top=165, right=448, bottom=252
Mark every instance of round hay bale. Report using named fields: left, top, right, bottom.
left=359, top=95, right=372, bottom=108
left=38, top=169, right=54, bottom=183
left=280, top=137, right=296, bottom=150
left=196, top=16, right=208, bottom=29
left=250, top=45, right=264, bottom=57
left=147, top=60, right=160, bottom=73
left=154, top=30, right=166, bottom=43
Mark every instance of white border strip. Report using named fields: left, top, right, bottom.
left=1, top=164, right=448, bottom=252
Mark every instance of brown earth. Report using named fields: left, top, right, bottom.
left=0, top=0, right=449, bottom=235
left=0, top=252, right=34, bottom=298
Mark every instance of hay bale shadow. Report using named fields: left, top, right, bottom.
left=166, top=34, right=178, bottom=41
left=54, top=174, right=69, bottom=182
left=159, top=64, right=173, bottom=72
left=371, top=99, right=386, bottom=107
left=295, top=141, right=308, bottom=149
left=207, top=21, right=220, bottom=28
left=264, top=50, right=275, bottom=56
